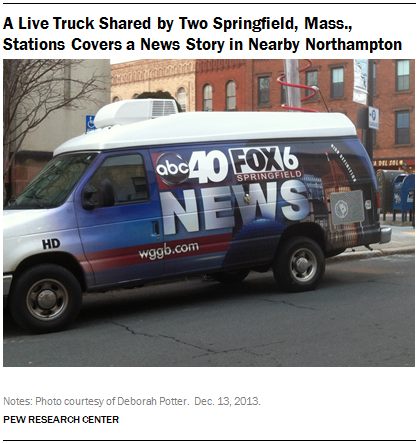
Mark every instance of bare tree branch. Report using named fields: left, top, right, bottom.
left=3, top=59, right=109, bottom=187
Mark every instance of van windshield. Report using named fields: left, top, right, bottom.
left=7, top=153, right=97, bottom=209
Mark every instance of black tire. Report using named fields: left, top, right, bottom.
left=211, top=269, right=250, bottom=285
left=8, top=264, right=82, bottom=334
left=273, top=237, right=325, bottom=293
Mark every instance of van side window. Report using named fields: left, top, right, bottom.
left=87, top=154, right=150, bottom=205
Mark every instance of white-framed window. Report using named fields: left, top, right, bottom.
left=331, top=67, right=344, bottom=98
left=396, top=60, right=410, bottom=91
left=305, top=70, right=318, bottom=100
left=395, top=111, right=410, bottom=145
left=203, top=84, right=213, bottom=111
left=257, top=77, right=270, bottom=106
left=177, top=87, right=187, bottom=112
left=226, top=81, right=236, bottom=110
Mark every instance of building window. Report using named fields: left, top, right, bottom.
left=331, top=67, right=344, bottom=98
left=280, top=82, right=287, bottom=105
left=226, top=81, right=236, bottom=110
left=132, top=93, right=140, bottom=99
left=396, top=60, right=410, bottom=91
left=203, top=84, right=213, bottom=111
left=177, top=87, right=187, bottom=112
left=258, top=76, right=270, bottom=106
left=305, top=70, right=318, bottom=99
left=395, top=111, right=410, bottom=145
left=112, top=96, right=120, bottom=102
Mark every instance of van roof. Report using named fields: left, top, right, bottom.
left=54, top=112, right=358, bottom=156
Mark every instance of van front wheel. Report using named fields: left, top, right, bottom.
left=273, top=237, right=325, bottom=293
left=9, top=264, right=82, bottom=334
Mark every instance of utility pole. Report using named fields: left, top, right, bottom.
left=365, top=59, right=375, bottom=162
left=284, top=59, right=301, bottom=111
left=357, top=60, right=375, bottom=161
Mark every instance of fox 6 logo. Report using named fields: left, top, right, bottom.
left=156, top=153, right=189, bottom=186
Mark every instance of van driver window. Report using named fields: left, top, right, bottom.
left=87, top=154, right=150, bottom=205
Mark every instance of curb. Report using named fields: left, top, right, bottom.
left=381, top=221, right=414, bottom=227
left=327, top=246, right=415, bottom=263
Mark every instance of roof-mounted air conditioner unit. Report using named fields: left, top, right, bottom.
left=94, top=99, right=178, bottom=128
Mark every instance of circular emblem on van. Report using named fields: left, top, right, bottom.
left=335, top=200, right=349, bottom=219
left=156, top=153, right=189, bottom=186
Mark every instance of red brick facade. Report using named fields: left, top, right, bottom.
left=195, top=59, right=415, bottom=173
left=196, top=60, right=247, bottom=112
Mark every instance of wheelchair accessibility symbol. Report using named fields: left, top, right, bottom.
left=86, top=115, right=96, bottom=132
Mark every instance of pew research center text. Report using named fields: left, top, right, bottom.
left=4, top=395, right=261, bottom=429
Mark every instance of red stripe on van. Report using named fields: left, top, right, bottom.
left=83, top=233, right=233, bottom=272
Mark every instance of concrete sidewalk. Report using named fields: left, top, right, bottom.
left=327, top=215, right=415, bottom=263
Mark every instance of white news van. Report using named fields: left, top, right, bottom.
left=3, top=99, right=391, bottom=333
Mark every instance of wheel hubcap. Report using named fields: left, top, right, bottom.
left=27, top=279, right=69, bottom=321
left=290, top=248, right=317, bottom=282
left=37, top=290, right=57, bottom=309
left=295, top=257, right=309, bottom=274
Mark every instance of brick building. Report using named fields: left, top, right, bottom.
left=195, top=60, right=248, bottom=112
left=111, top=58, right=414, bottom=173
left=195, top=59, right=415, bottom=173
left=111, top=59, right=196, bottom=112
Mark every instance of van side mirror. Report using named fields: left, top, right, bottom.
left=82, top=179, right=115, bottom=210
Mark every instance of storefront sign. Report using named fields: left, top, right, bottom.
left=373, top=159, right=402, bottom=168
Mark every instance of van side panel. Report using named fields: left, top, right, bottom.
left=151, top=136, right=379, bottom=275
left=73, top=136, right=378, bottom=289
left=75, top=151, right=165, bottom=287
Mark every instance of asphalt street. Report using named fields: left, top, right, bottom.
left=3, top=234, right=414, bottom=367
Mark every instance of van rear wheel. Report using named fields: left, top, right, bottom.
left=9, top=264, right=82, bottom=334
left=273, top=237, right=325, bottom=292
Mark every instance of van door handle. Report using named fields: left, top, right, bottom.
left=153, top=221, right=160, bottom=236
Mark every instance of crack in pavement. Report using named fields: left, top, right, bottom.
left=258, top=298, right=316, bottom=310
left=108, top=320, right=286, bottom=365
left=193, top=346, right=284, bottom=366
left=106, top=320, right=156, bottom=338
left=107, top=320, right=215, bottom=353
left=378, top=348, right=414, bottom=364
left=159, top=334, right=215, bottom=353
left=243, top=349, right=283, bottom=366
left=192, top=339, right=287, bottom=366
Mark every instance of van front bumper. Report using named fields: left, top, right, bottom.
left=3, top=275, right=13, bottom=296
left=380, top=226, right=392, bottom=244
